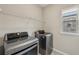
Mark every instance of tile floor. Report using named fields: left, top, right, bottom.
left=51, top=51, right=62, bottom=55
left=39, top=51, right=62, bottom=55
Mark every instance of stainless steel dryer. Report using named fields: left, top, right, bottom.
left=35, top=31, right=53, bottom=55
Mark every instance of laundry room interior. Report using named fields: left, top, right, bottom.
left=0, top=4, right=79, bottom=55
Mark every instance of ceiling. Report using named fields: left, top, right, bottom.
left=38, top=4, right=48, bottom=7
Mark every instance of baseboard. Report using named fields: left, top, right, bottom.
left=53, top=48, right=68, bottom=55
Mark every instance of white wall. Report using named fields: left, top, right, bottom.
left=43, top=4, right=79, bottom=55
left=0, top=4, right=43, bottom=46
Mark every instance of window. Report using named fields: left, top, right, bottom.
left=61, top=8, right=79, bottom=35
